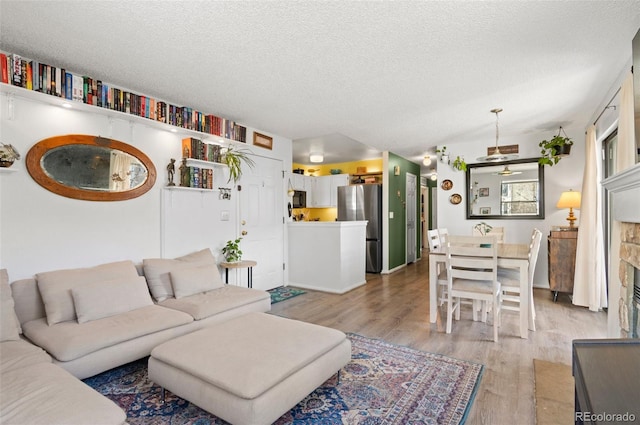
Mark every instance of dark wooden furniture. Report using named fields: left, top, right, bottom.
left=548, top=229, right=577, bottom=301
left=573, top=339, right=640, bottom=424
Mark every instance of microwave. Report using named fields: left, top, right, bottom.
left=292, top=190, right=306, bottom=208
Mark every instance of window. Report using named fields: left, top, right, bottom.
left=500, top=180, right=539, bottom=215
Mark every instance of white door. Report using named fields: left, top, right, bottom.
left=406, top=172, right=417, bottom=263
left=238, top=155, right=285, bottom=290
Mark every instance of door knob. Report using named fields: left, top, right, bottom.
left=241, top=230, right=248, bottom=236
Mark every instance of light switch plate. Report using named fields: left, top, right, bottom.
left=220, top=211, right=230, bottom=221
left=389, top=211, right=394, bottom=219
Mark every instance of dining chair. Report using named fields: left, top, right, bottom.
left=497, top=228, right=542, bottom=331
left=428, top=228, right=448, bottom=306
left=445, top=234, right=501, bottom=342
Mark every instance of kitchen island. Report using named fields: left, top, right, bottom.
left=287, top=221, right=367, bottom=294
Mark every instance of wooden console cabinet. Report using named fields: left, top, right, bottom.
left=548, top=229, right=578, bottom=301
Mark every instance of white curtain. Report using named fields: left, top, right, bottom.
left=617, top=71, right=636, bottom=170
left=573, top=125, right=607, bottom=311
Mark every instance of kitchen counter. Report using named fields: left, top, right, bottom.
left=287, top=221, right=367, bottom=293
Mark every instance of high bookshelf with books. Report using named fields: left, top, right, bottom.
left=0, top=51, right=248, bottom=142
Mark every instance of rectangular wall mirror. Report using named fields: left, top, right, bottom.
left=466, top=158, right=545, bottom=220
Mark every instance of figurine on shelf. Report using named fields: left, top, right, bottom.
left=166, top=158, right=176, bottom=186
left=179, top=158, right=189, bottom=187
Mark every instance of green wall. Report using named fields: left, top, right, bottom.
left=387, top=152, right=421, bottom=270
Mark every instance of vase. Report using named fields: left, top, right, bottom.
left=0, top=160, right=14, bottom=168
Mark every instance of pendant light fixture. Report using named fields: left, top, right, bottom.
left=477, top=108, right=518, bottom=162
left=422, top=155, right=432, bottom=166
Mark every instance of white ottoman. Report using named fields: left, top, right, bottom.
left=148, top=312, right=351, bottom=425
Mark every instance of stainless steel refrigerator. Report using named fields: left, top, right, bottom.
left=337, top=184, right=382, bottom=273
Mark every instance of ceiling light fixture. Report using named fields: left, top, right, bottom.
left=423, top=155, right=432, bottom=166
left=477, top=108, right=518, bottom=162
left=309, top=152, right=324, bottom=163
left=429, top=168, right=437, bottom=181
left=494, top=165, right=522, bottom=176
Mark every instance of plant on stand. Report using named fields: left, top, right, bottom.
left=538, top=127, right=573, bottom=166
left=222, top=238, right=243, bottom=263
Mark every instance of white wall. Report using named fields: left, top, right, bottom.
left=0, top=91, right=292, bottom=280
left=436, top=131, right=586, bottom=288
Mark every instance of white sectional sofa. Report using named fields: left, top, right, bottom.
left=0, top=248, right=272, bottom=424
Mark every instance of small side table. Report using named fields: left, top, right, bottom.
left=220, top=260, right=257, bottom=288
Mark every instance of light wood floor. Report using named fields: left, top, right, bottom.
left=271, top=251, right=608, bottom=424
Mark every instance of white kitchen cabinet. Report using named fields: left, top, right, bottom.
left=311, top=176, right=331, bottom=207
left=291, top=173, right=348, bottom=208
left=287, top=221, right=367, bottom=293
left=330, top=174, right=350, bottom=206
left=291, top=173, right=305, bottom=190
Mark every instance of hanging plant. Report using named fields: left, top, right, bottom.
left=538, top=127, right=573, bottom=166
left=222, top=145, right=256, bottom=184
left=452, top=156, right=467, bottom=172
left=436, top=146, right=449, bottom=164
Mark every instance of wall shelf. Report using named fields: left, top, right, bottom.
left=0, top=167, right=18, bottom=174
left=0, top=83, right=249, bottom=148
left=164, top=186, right=219, bottom=193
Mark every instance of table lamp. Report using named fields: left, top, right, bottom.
left=556, top=189, right=581, bottom=228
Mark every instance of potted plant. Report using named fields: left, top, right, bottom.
left=436, top=146, right=449, bottom=164
left=222, top=238, right=243, bottom=263
left=452, top=155, right=467, bottom=172
left=538, top=127, right=573, bottom=166
left=222, top=145, right=256, bottom=184
left=0, top=143, right=20, bottom=168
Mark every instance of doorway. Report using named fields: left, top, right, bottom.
left=238, top=155, right=285, bottom=290
left=406, top=172, right=417, bottom=263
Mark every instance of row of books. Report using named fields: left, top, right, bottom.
left=182, top=137, right=224, bottom=163
left=0, top=52, right=247, bottom=142
left=181, top=167, right=214, bottom=190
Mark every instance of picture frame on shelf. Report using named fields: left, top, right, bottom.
left=480, top=207, right=491, bottom=215
left=479, top=187, right=489, bottom=197
left=253, top=132, right=273, bottom=150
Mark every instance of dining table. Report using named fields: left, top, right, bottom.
left=429, top=242, right=534, bottom=339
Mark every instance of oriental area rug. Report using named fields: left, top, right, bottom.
left=84, top=333, right=483, bottom=424
left=268, top=286, right=306, bottom=304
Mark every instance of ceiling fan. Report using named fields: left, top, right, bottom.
left=494, top=165, right=521, bottom=176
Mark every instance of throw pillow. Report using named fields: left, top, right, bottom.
left=0, top=269, right=21, bottom=341
left=143, top=248, right=216, bottom=301
left=72, top=276, right=154, bottom=324
left=170, top=263, right=224, bottom=299
left=36, top=260, right=139, bottom=326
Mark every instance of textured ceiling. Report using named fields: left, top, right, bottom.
left=1, top=1, right=639, bottom=171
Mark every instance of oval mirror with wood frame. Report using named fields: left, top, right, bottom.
left=26, top=134, right=157, bottom=201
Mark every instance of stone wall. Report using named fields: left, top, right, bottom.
left=619, top=222, right=640, bottom=338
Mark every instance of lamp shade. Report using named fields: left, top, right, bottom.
left=556, top=190, right=581, bottom=209
left=423, top=155, right=432, bottom=166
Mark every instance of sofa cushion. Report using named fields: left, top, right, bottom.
left=0, top=362, right=126, bottom=425
left=158, top=285, right=271, bottom=320
left=0, top=339, right=51, bottom=374
left=1, top=269, right=21, bottom=341
left=170, top=263, right=224, bottom=299
left=72, top=276, right=154, bottom=324
left=143, top=248, right=216, bottom=302
left=22, top=305, right=193, bottom=362
left=36, top=260, right=139, bottom=326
